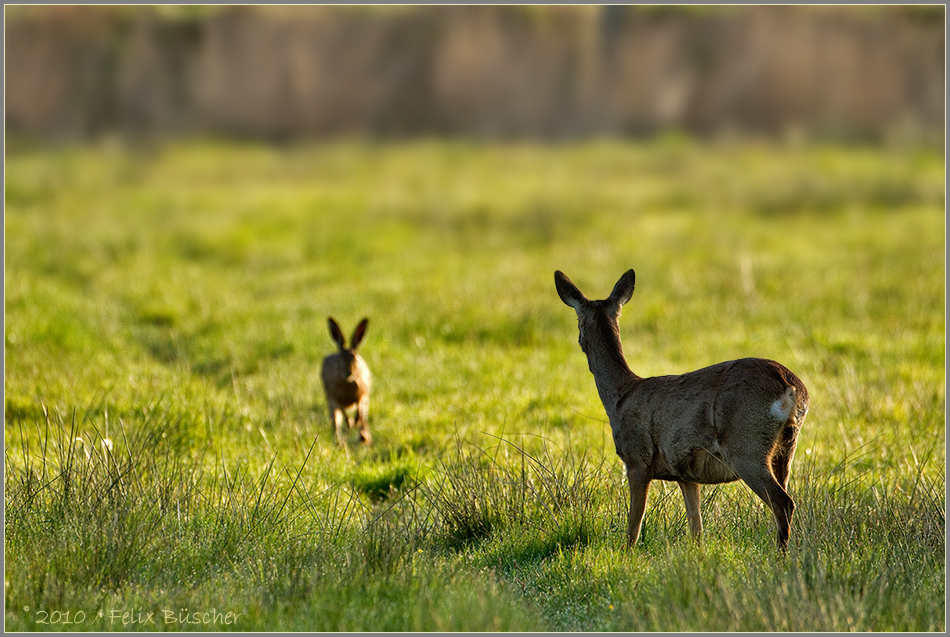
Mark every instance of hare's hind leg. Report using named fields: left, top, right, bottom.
left=356, top=394, right=372, bottom=445
left=328, top=400, right=347, bottom=447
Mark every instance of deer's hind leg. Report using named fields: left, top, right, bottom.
left=770, top=422, right=800, bottom=491
left=733, top=458, right=795, bottom=550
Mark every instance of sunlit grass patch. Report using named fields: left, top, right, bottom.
left=5, top=138, right=944, bottom=631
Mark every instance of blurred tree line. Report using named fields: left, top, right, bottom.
left=4, top=5, right=945, bottom=144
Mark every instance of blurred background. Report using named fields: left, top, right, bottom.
left=5, top=5, right=945, bottom=145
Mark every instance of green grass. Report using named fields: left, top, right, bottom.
left=5, top=138, right=945, bottom=631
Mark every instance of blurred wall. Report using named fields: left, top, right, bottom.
left=4, top=5, right=945, bottom=142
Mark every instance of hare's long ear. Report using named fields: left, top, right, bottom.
left=351, top=318, right=369, bottom=349
left=608, top=269, right=636, bottom=308
left=328, top=317, right=347, bottom=349
left=555, top=270, right=588, bottom=310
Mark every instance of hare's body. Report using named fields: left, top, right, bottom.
left=555, top=269, right=808, bottom=550
left=321, top=318, right=372, bottom=447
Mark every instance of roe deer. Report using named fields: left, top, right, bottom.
left=554, top=269, right=808, bottom=550
left=321, top=317, right=372, bottom=447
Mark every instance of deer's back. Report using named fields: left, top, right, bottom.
left=612, top=358, right=807, bottom=483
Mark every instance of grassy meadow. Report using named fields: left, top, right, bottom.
left=4, top=137, right=945, bottom=631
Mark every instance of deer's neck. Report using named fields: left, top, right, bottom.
left=582, top=317, right=640, bottom=415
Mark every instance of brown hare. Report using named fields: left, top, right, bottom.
left=321, top=317, right=372, bottom=447
left=555, top=269, right=809, bottom=550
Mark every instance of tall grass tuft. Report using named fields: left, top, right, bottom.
left=5, top=404, right=325, bottom=610
left=423, top=435, right=610, bottom=560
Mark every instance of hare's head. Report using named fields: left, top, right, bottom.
left=328, top=317, right=369, bottom=364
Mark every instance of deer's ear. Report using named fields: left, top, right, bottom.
left=609, top=269, right=636, bottom=307
left=328, top=317, right=346, bottom=349
left=555, top=270, right=588, bottom=310
left=351, top=318, right=369, bottom=349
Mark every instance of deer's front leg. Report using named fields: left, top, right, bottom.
left=677, top=480, right=703, bottom=542
left=626, top=469, right=651, bottom=549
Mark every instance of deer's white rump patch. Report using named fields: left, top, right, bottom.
left=769, top=387, right=797, bottom=422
